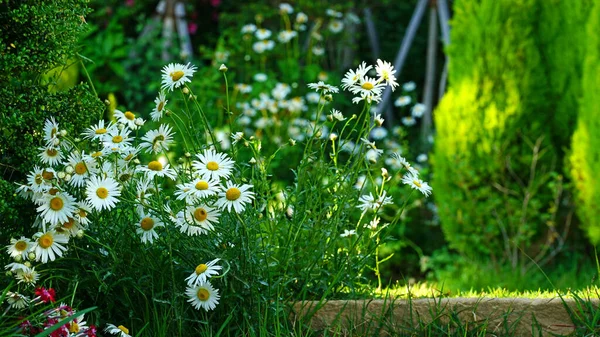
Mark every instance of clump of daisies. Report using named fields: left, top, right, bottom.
left=342, top=59, right=399, bottom=104
left=7, top=63, right=261, bottom=314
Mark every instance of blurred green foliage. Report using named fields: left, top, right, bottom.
left=432, top=0, right=589, bottom=271
left=569, top=1, right=600, bottom=245
left=0, top=0, right=104, bottom=232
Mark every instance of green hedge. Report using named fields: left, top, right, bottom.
left=0, top=0, right=104, bottom=232
left=433, top=0, right=588, bottom=263
left=570, top=2, right=600, bottom=245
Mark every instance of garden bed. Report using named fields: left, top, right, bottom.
left=292, top=297, right=600, bottom=336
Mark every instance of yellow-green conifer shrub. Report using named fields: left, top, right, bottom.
left=433, top=0, right=587, bottom=266
left=570, top=2, right=600, bottom=245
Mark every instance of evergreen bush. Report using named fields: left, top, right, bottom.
left=569, top=1, right=600, bottom=245
left=0, top=0, right=104, bottom=232
left=432, top=0, right=586, bottom=270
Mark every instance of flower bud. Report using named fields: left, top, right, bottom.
left=65, top=166, right=74, bottom=174
left=182, top=87, right=190, bottom=95
left=219, top=64, right=228, bottom=72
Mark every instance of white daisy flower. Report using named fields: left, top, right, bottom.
left=231, top=132, right=244, bottom=145
left=6, top=292, right=29, bottom=309
left=6, top=237, right=32, bottom=260
left=104, top=324, right=132, bottom=337
left=136, top=177, right=158, bottom=205
left=5, top=262, right=30, bottom=273
left=139, top=124, right=175, bottom=154
left=73, top=201, right=92, bottom=227
left=312, top=46, right=324, bottom=56
left=151, top=91, right=168, bottom=121
left=135, top=209, right=164, bottom=244
left=38, top=146, right=63, bottom=167
left=374, top=113, right=385, bottom=126
left=328, top=20, right=344, bottom=34
left=340, top=229, right=356, bottom=237
left=177, top=204, right=220, bottom=236
left=32, top=230, right=69, bottom=263
left=416, top=153, right=428, bottom=163
left=82, top=120, right=116, bottom=141
left=307, top=81, right=339, bottom=94
left=103, top=126, right=133, bottom=153
left=26, top=166, right=51, bottom=193
left=137, top=160, right=177, bottom=180
left=401, top=116, right=416, bottom=126
left=326, top=9, right=343, bottom=18
left=403, top=81, right=416, bottom=91
left=16, top=267, right=39, bottom=286
left=277, top=30, right=297, bottom=43
left=161, top=62, right=197, bottom=92
left=37, top=191, right=77, bottom=226
left=216, top=182, right=255, bottom=213
left=402, top=172, right=433, bottom=197
left=412, top=103, right=426, bottom=118
left=329, top=109, right=345, bottom=122
left=241, top=24, right=257, bottom=34
left=43, top=117, right=60, bottom=148
left=86, top=176, right=121, bottom=211
left=234, top=83, right=253, bottom=94
left=192, top=149, right=235, bottom=180
left=185, top=281, right=220, bottom=311
left=391, top=152, right=418, bottom=175
left=185, top=258, right=222, bottom=286
left=394, top=95, right=412, bottom=107
left=370, top=127, right=388, bottom=140
left=279, top=3, right=293, bottom=14
left=253, top=73, right=267, bottom=82
left=375, top=59, right=399, bottom=91
left=113, top=109, right=138, bottom=130
left=349, top=76, right=386, bottom=97
left=65, top=151, right=97, bottom=187
left=255, top=28, right=272, bottom=40
left=296, top=12, right=308, bottom=24
left=357, top=192, right=393, bottom=213
left=177, top=177, right=222, bottom=201
left=58, top=216, right=83, bottom=237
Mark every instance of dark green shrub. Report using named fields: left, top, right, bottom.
left=432, top=0, right=587, bottom=271
left=569, top=1, right=600, bottom=245
left=0, top=0, right=104, bottom=231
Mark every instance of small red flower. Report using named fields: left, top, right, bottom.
left=86, top=325, right=97, bottom=337
left=35, top=287, right=56, bottom=303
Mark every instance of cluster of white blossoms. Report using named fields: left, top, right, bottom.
left=8, top=63, right=258, bottom=313
left=342, top=59, right=399, bottom=104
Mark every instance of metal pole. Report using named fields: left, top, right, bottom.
left=378, top=0, right=428, bottom=123
left=421, top=4, right=438, bottom=151
left=363, top=7, right=380, bottom=62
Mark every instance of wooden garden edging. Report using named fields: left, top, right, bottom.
left=291, top=297, right=600, bottom=336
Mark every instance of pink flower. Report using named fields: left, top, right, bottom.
left=188, top=22, right=198, bottom=34
left=35, top=287, right=56, bottom=303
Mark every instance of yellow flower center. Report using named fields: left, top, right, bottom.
left=170, top=70, right=185, bottom=81
left=39, top=233, right=53, bottom=249
left=79, top=209, right=87, bottom=218
left=50, top=197, right=64, bottom=211
left=95, top=128, right=107, bottom=134
left=49, top=188, right=59, bottom=195
left=195, top=263, right=208, bottom=274
left=42, top=170, right=54, bottom=180
left=69, top=322, right=79, bottom=333
left=361, top=82, right=374, bottom=90
left=15, top=241, right=27, bottom=251
left=206, top=161, right=219, bottom=171
left=124, top=153, right=135, bottom=161
left=197, top=288, right=210, bottom=301
left=112, top=135, right=123, bottom=143
left=148, top=161, right=163, bottom=171
left=63, top=217, right=75, bottom=229
left=51, top=128, right=57, bottom=138
left=140, top=217, right=154, bottom=231
left=226, top=187, right=241, bottom=201
left=75, top=162, right=87, bottom=175
left=46, top=148, right=58, bottom=157
left=35, top=174, right=43, bottom=185
left=157, top=101, right=165, bottom=112
left=195, top=181, right=209, bottom=190
left=194, top=208, right=208, bottom=222
left=413, top=180, right=422, bottom=188
left=118, top=325, right=129, bottom=335
left=124, top=111, right=135, bottom=120
left=92, top=151, right=103, bottom=158
left=96, top=187, right=109, bottom=199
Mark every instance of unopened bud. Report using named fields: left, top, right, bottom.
left=249, top=157, right=257, bottom=165
left=381, top=167, right=389, bottom=179
left=184, top=152, right=191, bottom=158
left=57, top=171, right=66, bottom=179
left=329, top=133, right=338, bottom=141
left=219, top=64, right=228, bottom=72
left=14, top=255, right=22, bottom=262
left=65, top=166, right=74, bottom=174
left=23, top=261, right=31, bottom=268
left=289, top=138, right=296, bottom=146
left=324, top=94, right=333, bottom=102
left=59, top=130, right=67, bottom=137
left=28, top=252, right=36, bottom=260
left=64, top=174, right=72, bottom=182
left=182, top=87, right=190, bottom=95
